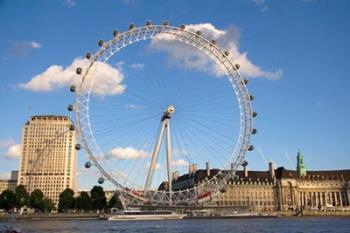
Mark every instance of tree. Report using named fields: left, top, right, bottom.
left=0, top=190, right=16, bottom=211
left=108, top=194, right=123, bottom=210
left=28, top=189, right=44, bottom=213
left=90, top=186, right=106, bottom=212
left=43, top=198, right=55, bottom=213
left=15, top=185, right=29, bottom=210
left=75, top=191, right=92, bottom=212
left=58, top=188, right=75, bottom=212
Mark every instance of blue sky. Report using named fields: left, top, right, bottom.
left=0, top=0, right=350, bottom=190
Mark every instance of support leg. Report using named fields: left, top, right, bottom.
left=144, top=121, right=166, bottom=193
left=165, top=119, right=173, bottom=204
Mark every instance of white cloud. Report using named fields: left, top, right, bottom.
left=18, top=58, right=126, bottom=96
left=64, top=0, right=76, bottom=7
left=0, top=138, right=15, bottom=148
left=125, top=104, right=144, bottom=109
left=111, top=171, right=128, bottom=180
left=129, top=63, right=145, bottom=70
left=172, top=159, right=189, bottom=167
left=146, top=162, right=161, bottom=170
left=109, top=147, right=149, bottom=159
left=0, top=172, right=11, bottom=180
left=251, top=0, right=269, bottom=12
left=12, top=41, right=42, bottom=58
left=149, top=23, right=282, bottom=80
left=5, top=144, right=21, bottom=159
left=77, top=167, right=99, bottom=177
left=30, top=41, right=42, bottom=49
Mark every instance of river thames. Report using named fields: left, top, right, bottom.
left=1, top=217, right=350, bottom=233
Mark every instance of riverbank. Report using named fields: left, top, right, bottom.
left=1, top=211, right=350, bottom=221
left=0, top=213, right=100, bottom=220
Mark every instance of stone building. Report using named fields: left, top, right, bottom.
left=164, top=151, right=350, bottom=212
left=0, top=171, right=18, bottom=193
left=212, top=163, right=276, bottom=211
left=275, top=151, right=350, bottom=211
left=17, top=115, right=77, bottom=205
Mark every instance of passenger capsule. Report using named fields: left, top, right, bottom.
left=75, top=143, right=81, bottom=150
left=163, top=20, right=169, bottom=26
left=98, top=177, right=104, bottom=184
left=129, top=23, right=135, bottom=30
left=241, top=160, right=248, bottom=166
left=242, top=79, right=249, bottom=85
left=196, top=30, right=202, bottom=36
left=146, top=20, right=152, bottom=26
left=248, top=145, right=254, bottom=151
left=113, top=30, right=119, bottom=37
left=234, top=64, right=240, bottom=70
left=67, top=104, right=74, bottom=111
left=252, top=128, right=258, bottom=135
left=70, top=85, right=76, bottom=93
left=85, top=161, right=91, bottom=169
left=220, top=187, right=227, bottom=193
left=211, top=40, right=216, bottom=45
left=224, top=51, right=230, bottom=56
left=180, top=24, right=186, bottom=30
left=98, top=39, right=104, bottom=47
left=69, top=124, right=75, bottom=131
left=249, top=95, right=254, bottom=101
left=76, top=67, right=82, bottom=75
left=252, top=112, right=258, bottom=118
left=85, top=52, right=92, bottom=59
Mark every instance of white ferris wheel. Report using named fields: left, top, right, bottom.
left=68, top=21, right=257, bottom=206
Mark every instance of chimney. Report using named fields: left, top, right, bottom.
left=192, top=164, right=197, bottom=173
left=173, top=171, right=179, bottom=181
left=242, top=160, right=248, bottom=178
left=244, top=165, right=248, bottom=178
left=189, top=164, right=197, bottom=177
left=269, top=162, right=275, bottom=179
left=206, top=162, right=210, bottom=177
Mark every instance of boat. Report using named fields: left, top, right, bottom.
left=107, top=209, right=186, bottom=221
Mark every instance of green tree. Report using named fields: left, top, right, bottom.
left=108, top=194, right=123, bottom=210
left=58, top=188, right=75, bottom=212
left=15, top=185, right=29, bottom=210
left=28, top=189, right=44, bottom=213
left=90, top=186, right=106, bottom=212
left=0, top=190, right=16, bottom=211
left=43, top=198, right=55, bottom=213
left=75, top=191, right=92, bottom=212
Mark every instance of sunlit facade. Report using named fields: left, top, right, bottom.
left=17, top=115, right=77, bottom=205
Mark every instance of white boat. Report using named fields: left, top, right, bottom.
left=107, top=210, right=186, bottom=221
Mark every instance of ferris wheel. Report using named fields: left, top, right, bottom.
left=68, top=21, right=257, bottom=205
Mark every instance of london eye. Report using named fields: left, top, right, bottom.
left=68, top=21, right=257, bottom=206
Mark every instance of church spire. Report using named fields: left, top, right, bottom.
left=296, top=149, right=306, bottom=177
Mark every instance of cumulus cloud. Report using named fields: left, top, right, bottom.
left=129, top=63, right=145, bottom=70
left=172, top=159, right=189, bottom=167
left=146, top=162, right=161, bottom=170
left=149, top=23, right=282, bottom=80
left=18, top=58, right=126, bottom=96
left=109, top=147, right=149, bottom=159
left=12, top=41, right=42, bottom=58
left=0, top=138, right=15, bottom=148
left=5, top=144, right=21, bottom=159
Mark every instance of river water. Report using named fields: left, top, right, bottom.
left=1, top=217, right=350, bottom=233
